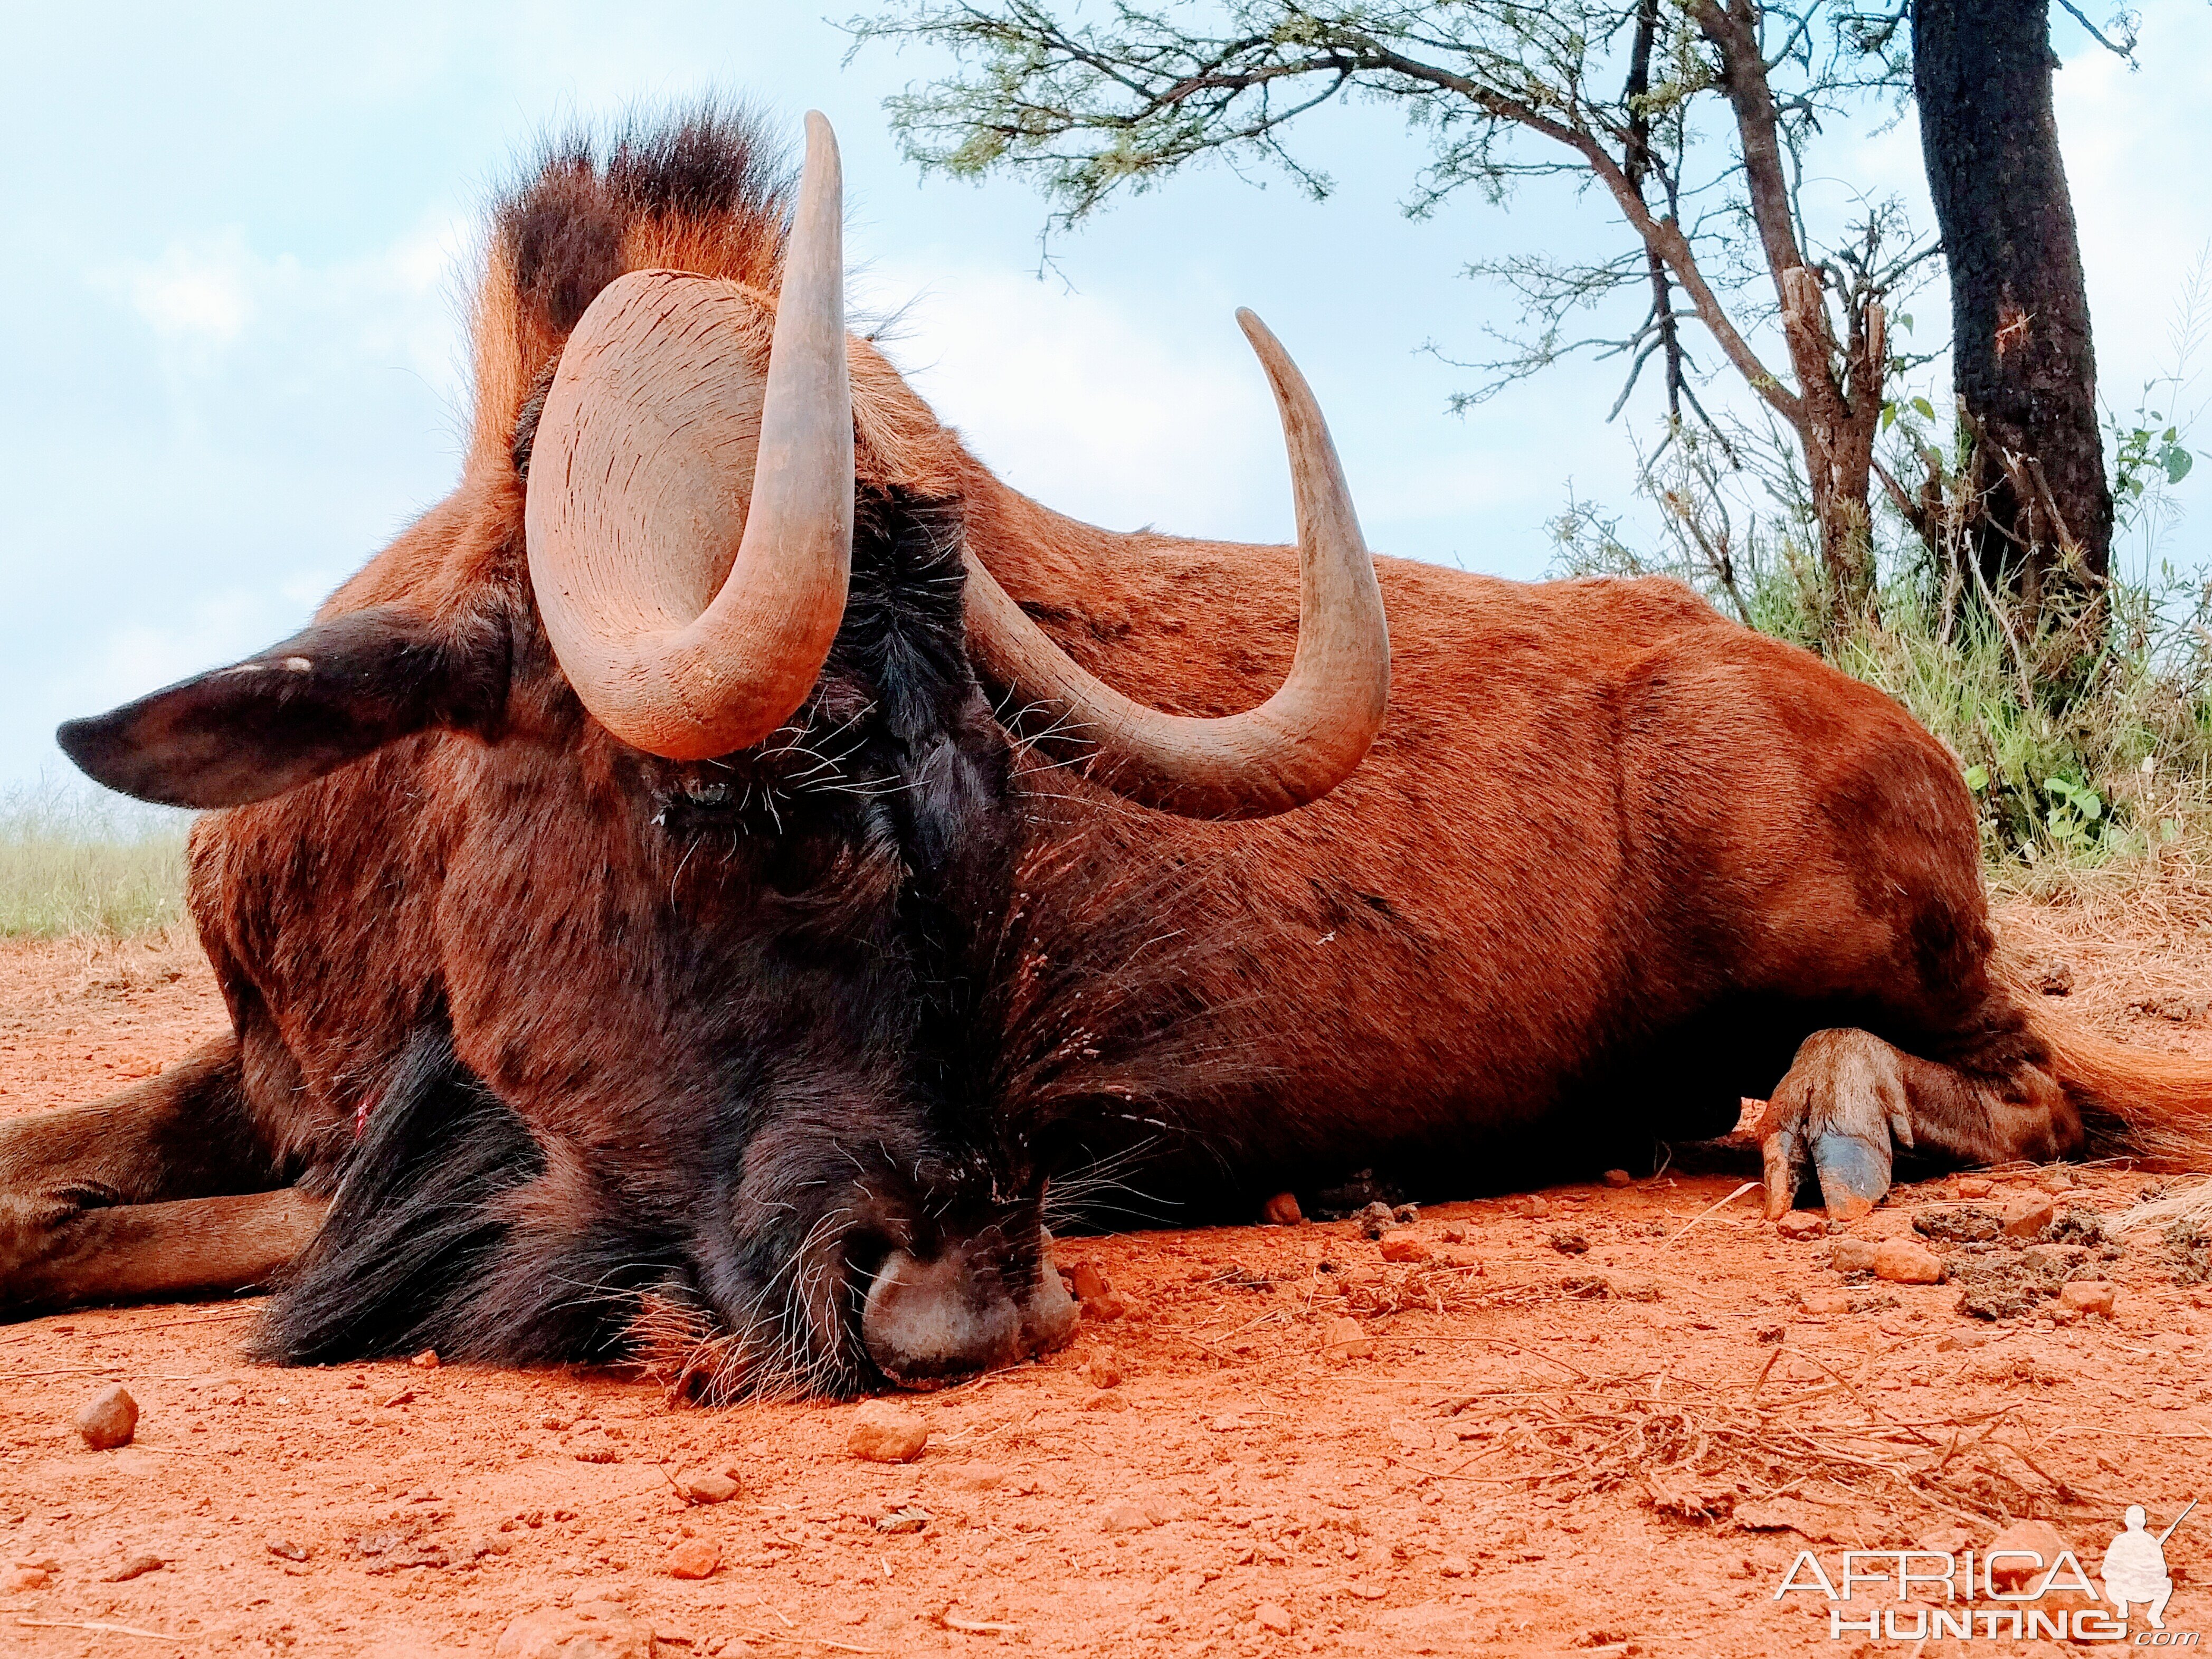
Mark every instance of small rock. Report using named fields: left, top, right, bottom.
left=1098, top=1499, right=1153, bottom=1533
left=2057, top=1280, right=2116, bottom=1319
left=1378, top=1229, right=1432, bottom=1264
left=1067, top=1261, right=1110, bottom=1301
left=1439, top=1225, right=1467, bottom=1244
left=266, top=1539, right=310, bottom=1562
left=1321, top=1315, right=1374, bottom=1361
left=5, top=1567, right=50, bottom=1592
left=1438, top=1554, right=1473, bottom=1577
left=678, top=1471, right=739, bottom=1505
left=411, top=1348, right=441, bottom=1369
left=666, top=1538, right=721, bottom=1579
left=1999, top=1194, right=2056, bottom=1238
left=74, top=1385, right=138, bottom=1451
left=1985, top=1520, right=2070, bottom=1593
left=1601, top=1169, right=1634, bottom=1188
left=102, top=1554, right=163, bottom=1583
left=1081, top=1351, right=1123, bottom=1389
left=2027, top=957, right=2074, bottom=996
left=2034, top=1166, right=2076, bottom=1193
left=1526, top=1195, right=1553, bottom=1218
left=1261, top=1191, right=1304, bottom=1226
left=495, top=1609, right=656, bottom=1658
left=1873, top=1238, right=1944, bottom=1285
left=1354, top=1201, right=1397, bottom=1240
left=1798, top=1289, right=1852, bottom=1315
left=848, top=1399, right=930, bottom=1464
left=944, top=1462, right=1009, bottom=1491
left=2132, top=992, right=2209, bottom=1024
left=1829, top=1237, right=1878, bottom=1273
left=1776, top=1211, right=1826, bottom=1241
left=1254, top=1602, right=1294, bottom=1635
left=1547, top=1230, right=1590, bottom=1255
left=1083, top=1389, right=1130, bottom=1412
left=1954, top=1177, right=1993, bottom=1199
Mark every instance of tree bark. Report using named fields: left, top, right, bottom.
left=1914, top=0, right=2112, bottom=623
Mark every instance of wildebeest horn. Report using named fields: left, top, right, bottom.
left=962, top=310, right=1390, bottom=819
left=524, top=111, right=852, bottom=761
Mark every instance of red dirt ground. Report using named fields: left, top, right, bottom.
left=4, top=910, right=2211, bottom=1658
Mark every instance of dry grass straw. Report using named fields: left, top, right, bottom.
left=1425, top=1351, right=2109, bottom=1531
left=0, top=781, right=190, bottom=939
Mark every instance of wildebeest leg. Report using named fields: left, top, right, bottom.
left=1761, top=1028, right=2078, bottom=1223
left=0, top=1036, right=325, bottom=1315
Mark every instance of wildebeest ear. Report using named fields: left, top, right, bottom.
left=56, top=605, right=510, bottom=809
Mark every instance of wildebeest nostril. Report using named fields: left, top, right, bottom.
left=860, top=1247, right=1027, bottom=1385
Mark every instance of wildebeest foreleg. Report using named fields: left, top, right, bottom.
left=1761, top=1027, right=2080, bottom=1224
left=0, top=1036, right=324, bottom=1315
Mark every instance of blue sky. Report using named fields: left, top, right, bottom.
left=2, top=2, right=2205, bottom=793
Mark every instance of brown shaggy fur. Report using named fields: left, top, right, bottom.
left=10, top=106, right=2211, bottom=1375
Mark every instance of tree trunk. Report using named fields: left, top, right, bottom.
left=1915, top=0, right=2112, bottom=627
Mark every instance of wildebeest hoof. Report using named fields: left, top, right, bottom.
left=1762, top=1029, right=1915, bottom=1224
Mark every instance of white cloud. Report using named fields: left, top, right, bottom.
left=118, top=234, right=258, bottom=342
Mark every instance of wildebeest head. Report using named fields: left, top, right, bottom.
left=55, top=110, right=1388, bottom=1392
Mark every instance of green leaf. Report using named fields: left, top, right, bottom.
left=2163, top=819, right=2181, bottom=843
left=1962, top=764, right=1989, bottom=792
left=1881, top=402, right=1896, bottom=432
left=1911, top=397, right=1935, bottom=421
left=2081, top=793, right=2103, bottom=822
left=1897, top=313, right=1914, bottom=333
left=2166, top=445, right=2195, bottom=485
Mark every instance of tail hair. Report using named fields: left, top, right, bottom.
left=2024, top=998, right=2212, bottom=1169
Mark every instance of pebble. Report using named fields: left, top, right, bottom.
left=1829, top=1237, right=1878, bottom=1273
left=74, top=1385, right=138, bottom=1451
left=2000, top=1194, right=2056, bottom=1238
left=1068, top=1261, right=1128, bottom=1321
left=1439, top=1225, right=1467, bottom=1244
left=1798, top=1289, right=1853, bottom=1315
left=1082, top=1351, right=1123, bottom=1389
left=267, top=1539, right=310, bottom=1561
left=411, top=1348, right=441, bottom=1369
left=495, top=1609, right=656, bottom=1658
left=1873, top=1238, right=1943, bottom=1284
left=1067, top=1262, right=1110, bottom=1301
left=1775, top=1211, right=1826, bottom=1240
left=666, top=1538, right=721, bottom=1579
left=4, top=1567, right=49, bottom=1592
left=1255, top=1602, right=1294, bottom=1634
left=678, top=1471, right=739, bottom=1505
left=2034, top=1166, right=2076, bottom=1192
left=1321, top=1315, right=1375, bottom=1361
left=1526, top=1195, right=1553, bottom=1218
left=1098, top=1499, right=1154, bottom=1533
left=1261, top=1191, right=1304, bottom=1226
left=2057, top=1280, right=2116, bottom=1319
left=1378, top=1229, right=1432, bottom=1264
left=944, top=1462, right=1009, bottom=1491
left=1954, top=1177, right=1993, bottom=1198
left=1438, top=1554, right=1473, bottom=1577
left=1985, top=1520, right=2070, bottom=1592
left=102, top=1555, right=163, bottom=1583
left=1601, top=1169, right=1634, bottom=1188
left=847, top=1400, right=930, bottom=1464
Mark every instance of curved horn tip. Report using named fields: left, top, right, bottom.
left=803, top=109, right=839, bottom=155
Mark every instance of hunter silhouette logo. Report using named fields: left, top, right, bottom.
left=1775, top=1499, right=2199, bottom=1643
left=2106, top=1501, right=2194, bottom=1631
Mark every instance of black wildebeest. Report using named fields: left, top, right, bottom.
left=9, top=106, right=2208, bottom=1396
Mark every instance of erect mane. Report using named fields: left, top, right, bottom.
left=469, top=105, right=796, bottom=478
